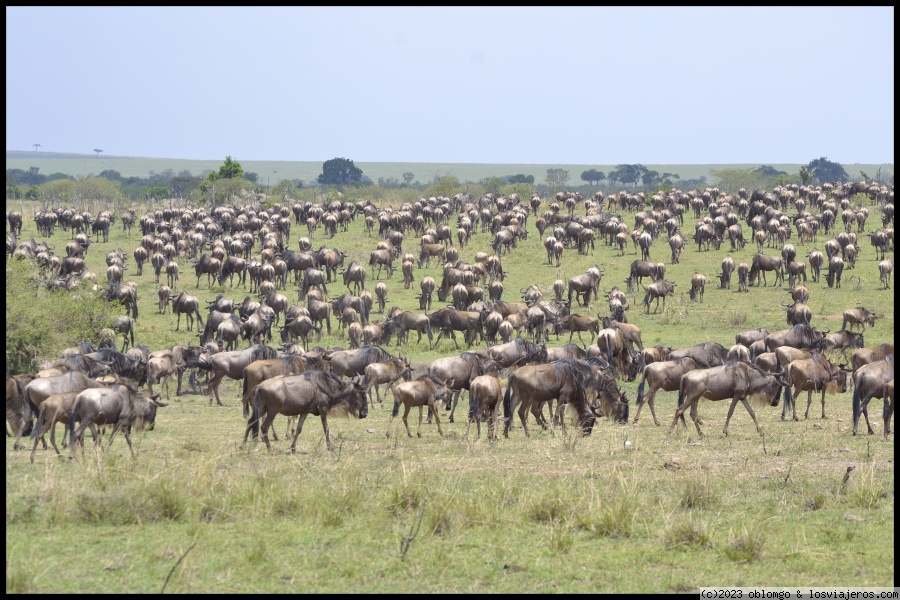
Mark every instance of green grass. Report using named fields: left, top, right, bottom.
left=5, top=186, right=894, bottom=592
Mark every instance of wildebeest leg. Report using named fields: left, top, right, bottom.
left=785, top=386, right=800, bottom=421
left=669, top=396, right=695, bottom=435
left=517, top=401, right=531, bottom=438
left=429, top=404, right=444, bottom=437
left=260, top=411, right=279, bottom=452
left=402, top=405, right=415, bottom=438
left=489, top=404, right=499, bottom=440
left=207, top=372, right=226, bottom=407
left=729, top=397, right=762, bottom=436
left=290, top=414, right=310, bottom=453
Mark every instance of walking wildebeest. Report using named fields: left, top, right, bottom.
left=668, top=341, right=728, bottom=368
left=641, top=280, right=676, bottom=313
left=363, top=356, right=413, bottom=407
left=384, top=309, right=434, bottom=348
left=67, top=381, right=166, bottom=459
left=851, top=343, right=894, bottom=372
left=169, top=291, right=205, bottom=332
left=748, top=253, right=784, bottom=287
left=633, top=357, right=704, bottom=426
left=852, top=355, right=894, bottom=436
left=484, top=338, right=548, bottom=370
left=188, top=344, right=280, bottom=406
left=782, top=354, right=851, bottom=421
left=386, top=374, right=453, bottom=438
left=327, top=344, right=399, bottom=379
left=240, top=354, right=314, bottom=419
left=21, top=371, right=110, bottom=453
left=28, top=391, right=87, bottom=463
left=466, top=374, right=503, bottom=440
left=764, top=324, right=828, bottom=354
left=503, top=358, right=628, bottom=438
left=244, top=370, right=368, bottom=453
left=428, top=351, right=499, bottom=423
left=669, top=361, right=790, bottom=437
left=842, top=307, right=876, bottom=332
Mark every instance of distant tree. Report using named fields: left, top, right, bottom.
left=244, top=172, right=259, bottom=183
left=641, top=170, right=661, bottom=188
left=145, top=185, right=170, bottom=201
left=93, top=149, right=103, bottom=158
left=425, top=175, right=460, bottom=198
left=98, top=170, right=122, bottom=181
left=33, top=143, right=41, bottom=152
left=753, top=165, right=787, bottom=177
left=318, top=157, right=363, bottom=186
left=806, top=157, right=848, bottom=185
left=200, top=156, right=246, bottom=193
left=610, top=164, right=648, bottom=188
left=508, top=174, right=534, bottom=185
left=580, top=169, right=605, bottom=186
left=859, top=170, right=870, bottom=182
left=403, top=172, right=415, bottom=185
left=169, top=174, right=201, bottom=198
left=482, top=176, right=506, bottom=196
left=545, top=168, right=569, bottom=191
left=798, top=166, right=812, bottom=186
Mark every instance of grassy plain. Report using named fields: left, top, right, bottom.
left=5, top=187, right=894, bottom=593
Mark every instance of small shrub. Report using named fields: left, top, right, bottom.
left=529, top=495, right=567, bottom=524
left=549, top=521, right=575, bottom=555
left=664, top=517, right=712, bottom=550
left=680, top=476, right=717, bottom=511
left=724, top=529, right=764, bottom=563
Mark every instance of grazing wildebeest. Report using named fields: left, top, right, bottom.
left=641, top=279, right=676, bottom=313
left=280, top=315, right=321, bottom=352
left=103, top=283, right=139, bottom=320
left=217, top=315, right=245, bottom=351
left=596, top=327, right=643, bottom=381
left=466, top=374, right=503, bottom=440
left=688, top=272, right=707, bottom=302
left=822, top=330, right=865, bottom=358
left=68, top=381, right=166, bottom=459
left=503, top=358, right=628, bottom=438
left=842, top=307, right=876, bottom=332
left=782, top=354, right=851, bottom=421
left=244, top=370, right=368, bottom=452
left=764, top=324, right=828, bottom=354
left=341, top=260, right=367, bottom=294
left=188, top=344, right=280, bottom=407
left=788, top=283, right=810, bottom=305
left=825, top=255, right=844, bottom=288
left=369, top=248, right=395, bottom=279
left=375, top=281, right=389, bottom=313
left=111, top=316, right=135, bottom=352
left=599, top=318, right=644, bottom=352
left=669, top=361, right=789, bottom=437
left=241, top=354, right=314, bottom=419
left=735, top=327, right=768, bottom=348
left=737, top=262, right=750, bottom=292
left=386, top=374, right=453, bottom=438
left=556, top=313, right=600, bottom=348
left=428, top=351, right=499, bottom=423
left=633, top=356, right=704, bottom=426
left=363, top=356, right=413, bottom=407
left=786, top=261, right=807, bottom=287
left=299, top=267, right=329, bottom=300
left=852, top=356, right=894, bottom=436
left=625, top=260, right=661, bottom=293
left=567, top=268, right=603, bottom=307
left=327, top=344, right=399, bottom=379
left=851, top=343, right=894, bottom=372
left=169, top=291, right=204, bottom=332
left=428, top=306, right=484, bottom=349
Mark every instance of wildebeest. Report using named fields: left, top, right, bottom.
left=484, top=338, right=548, bottom=370
left=556, top=313, right=600, bottom=348
left=244, top=370, right=368, bottom=452
left=852, top=355, right=894, bottom=436
left=169, top=291, right=204, bottom=332
left=822, top=330, right=865, bottom=358
left=363, top=356, right=413, bottom=407
left=428, top=351, right=499, bottom=423
left=641, top=280, right=676, bottom=313
left=735, top=327, right=768, bottom=348
left=369, top=248, right=395, bottom=279
left=466, top=374, right=503, bottom=440
left=764, top=324, right=827, bottom=354
left=688, top=272, right=707, bottom=302
left=240, top=354, right=314, bottom=419
left=633, top=356, right=704, bottom=426
left=110, top=316, right=135, bottom=352
left=567, top=267, right=603, bottom=307
left=825, top=255, right=844, bottom=288
left=718, top=255, right=735, bottom=289
left=748, top=253, right=784, bottom=287
left=596, top=327, right=642, bottom=381
left=879, top=259, right=893, bottom=289
left=7, top=374, right=34, bottom=449
left=67, top=381, right=166, bottom=459
left=851, top=343, right=894, bottom=372
left=188, top=344, right=279, bottom=407
left=737, top=262, right=750, bottom=292
left=103, top=283, right=139, bottom=320
left=668, top=341, right=728, bottom=368
left=385, top=309, right=434, bottom=348
left=726, top=344, right=751, bottom=363
left=503, top=358, right=628, bottom=438
left=28, top=391, right=84, bottom=463
left=842, top=307, right=876, bottom=332
left=327, top=344, right=399, bottom=379
left=669, top=361, right=789, bottom=437
left=386, top=374, right=453, bottom=438
left=784, top=301, right=812, bottom=326
left=782, top=354, right=851, bottom=421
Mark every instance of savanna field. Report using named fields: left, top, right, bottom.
left=5, top=182, right=895, bottom=593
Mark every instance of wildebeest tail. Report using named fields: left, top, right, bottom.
left=636, top=372, right=646, bottom=405
left=852, top=383, right=862, bottom=422
left=390, top=386, right=401, bottom=417
left=68, top=397, right=82, bottom=447
left=502, top=384, right=513, bottom=420
left=23, top=385, right=39, bottom=417
left=676, top=377, right=685, bottom=408
left=186, top=355, right=212, bottom=370
left=249, top=387, right=261, bottom=438
left=883, top=395, right=892, bottom=421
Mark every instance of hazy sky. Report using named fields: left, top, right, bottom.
left=6, top=7, right=894, bottom=165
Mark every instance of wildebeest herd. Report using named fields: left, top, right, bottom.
left=6, top=180, right=895, bottom=461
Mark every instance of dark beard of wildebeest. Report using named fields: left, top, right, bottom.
left=19, top=371, right=109, bottom=451
left=187, top=344, right=280, bottom=407
left=851, top=355, right=894, bottom=437
left=781, top=354, right=852, bottom=422
left=67, top=382, right=166, bottom=459
left=244, top=370, right=368, bottom=453
left=427, top=351, right=499, bottom=424
left=669, top=361, right=790, bottom=437
left=634, top=357, right=704, bottom=427
left=503, top=358, right=628, bottom=438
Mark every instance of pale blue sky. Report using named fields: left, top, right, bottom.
left=6, top=6, right=894, bottom=165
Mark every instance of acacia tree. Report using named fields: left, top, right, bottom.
left=318, top=157, right=363, bottom=186
left=806, top=157, right=848, bottom=185
left=93, top=149, right=103, bottom=158
left=402, top=172, right=415, bottom=186
left=580, top=169, right=605, bottom=186
left=545, top=168, right=569, bottom=191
